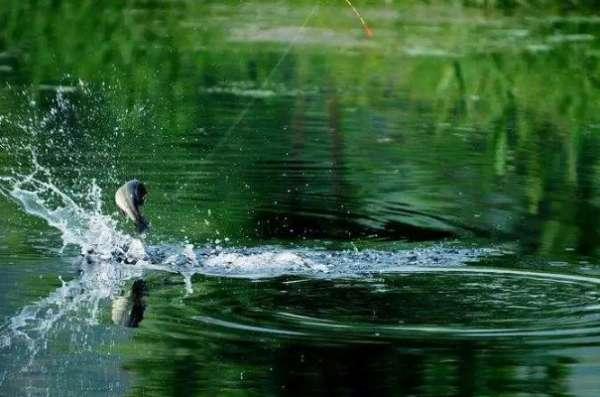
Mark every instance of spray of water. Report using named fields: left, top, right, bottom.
left=0, top=86, right=153, bottom=389
left=0, top=87, right=495, bottom=391
left=0, top=152, right=144, bottom=383
left=0, top=149, right=495, bottom=384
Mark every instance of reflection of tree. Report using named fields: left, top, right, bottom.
left=574, top=133, right=600, bottom=256
left=2, top=1, right=600, bottom=252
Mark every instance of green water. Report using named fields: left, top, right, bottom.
left=3, top=1, right=600, bottom=396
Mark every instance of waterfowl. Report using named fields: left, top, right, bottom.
left=111, top=180, right=150, bottom=327
left=115, top=179, right=149, bottom=233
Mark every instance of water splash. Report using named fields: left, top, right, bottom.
left=0, top=150, right=496, bottom=386
left=0, top=154, right=144, bottom=385
left=0, top=87, right=149, bottom=389
left=0, top=87, right=496, bottom=392
left=0, top=149, right=128, bottom=253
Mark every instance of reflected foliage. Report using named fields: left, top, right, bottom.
left=2, top=0, right=600, bottom=396
left=2, top=1, right=600, bottom=253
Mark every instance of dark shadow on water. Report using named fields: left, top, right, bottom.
left=254, top=211, right=459, bottom=241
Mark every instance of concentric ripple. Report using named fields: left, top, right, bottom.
left=186, top=266, right=600, bottom=344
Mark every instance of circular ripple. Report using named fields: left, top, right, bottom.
left=191, top=267, right=600, bottom=343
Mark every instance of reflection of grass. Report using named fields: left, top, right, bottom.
left=1, top=1, right=600, bottom=253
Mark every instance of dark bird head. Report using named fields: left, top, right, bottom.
left=115, top=179, right=149, bottom=233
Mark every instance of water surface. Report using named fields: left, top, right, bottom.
left=2, top=1, right=600, bottom=396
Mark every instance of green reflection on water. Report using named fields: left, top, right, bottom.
left=2, top=1, right=600, bottom=252
left=2, top=0, right=600, bottom=396
left=121, top=270, right=580, bottom=397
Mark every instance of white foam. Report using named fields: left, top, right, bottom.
left=204, top=250, right=331, bottom=276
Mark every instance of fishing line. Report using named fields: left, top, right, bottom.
left=208, top=4, right=320, bottom=155
left=208, top=1, right=372, bottom=156
left=344, top=0, right=373, bottom=37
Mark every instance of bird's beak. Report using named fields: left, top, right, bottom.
left=115, top=180, right=149, bottom=233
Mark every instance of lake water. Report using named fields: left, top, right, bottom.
left=2, top=1, right=600, bottom=396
